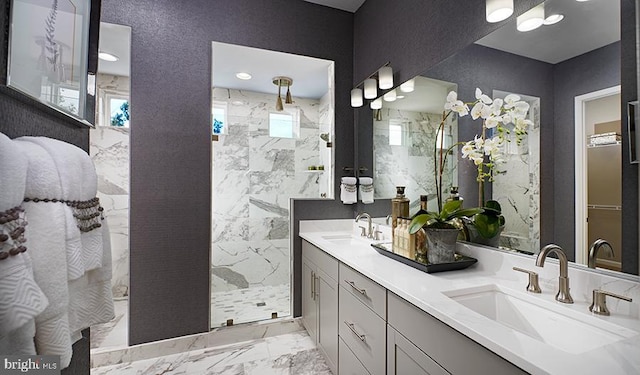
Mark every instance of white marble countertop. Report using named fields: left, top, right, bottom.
left=299, top=219, right=640, bottom=375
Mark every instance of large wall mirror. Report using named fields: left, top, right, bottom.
left=358, top=0, right=639, bottom=276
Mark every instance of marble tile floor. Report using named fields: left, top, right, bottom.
left=211, top=284, right=291, bottom=328
left=91, top=298, right=129, bottom=350
left=91, top=331, right=331, bottom=375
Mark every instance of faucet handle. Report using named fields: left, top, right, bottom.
left=359, top=226, right=367, bottom=237
left=373, top=226, right=383, bottom=241
left=513, top=267, right=542, bottom=293
left=589, top=289, right=633, bottom=316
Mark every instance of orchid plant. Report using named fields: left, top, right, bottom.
left=410, top=88, right=531, bottom=237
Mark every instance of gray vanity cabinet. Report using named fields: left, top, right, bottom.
left=387, top=325, right=448, bottom=375
left=387, top=292, right=528, bottom=375
left=302, top=241, right=339, bottom=374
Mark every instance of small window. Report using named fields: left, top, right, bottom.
left=389, top=120, right=403, bottom=146
left=269, top=108, right=299, bottom=138
left=212, top=102, right=228, bottom=134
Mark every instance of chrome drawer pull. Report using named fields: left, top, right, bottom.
left=344, top=321, right=366, bottom=342
left=311, top=271, right=315, bottom=300
left=345, top=280, right=367, bottom=295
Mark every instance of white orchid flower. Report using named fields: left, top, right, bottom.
left=483, top=137, right=501, bottom=154
left=504, top=94, right=521, bottom=109
left=461, top=141, right=476, bottom=159
left=475, top=88, right=492, bottom=104
left=444, top=91, right=469, bottom=116
left=490, top=98, right=504, bottom=116
left=514, top=117, right=532, bottom=132
left=501, top=111, right=514, bottom=125
left=485, top=115, right=502, bottom=129
left=471, top=102, right=484, bottom=120
left=514, top=101, right=530, bottom=113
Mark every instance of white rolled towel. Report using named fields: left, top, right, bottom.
left=0, top=132, right=48, bottom=356
left=14, top=139, right=73, bottom=368
left=340, top=177, right=357, bottom=204
left=359, top=177, right=374, bottom=204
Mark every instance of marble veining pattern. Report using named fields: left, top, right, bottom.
left=494, top=96, right=541, bottom=252
left=211, top=88, right=331, bottom=327
left=90, top=73, right=131, bottom=298
left=91, top=331, right=330, bottom=375
left=373, top=109, right=456, bottom=208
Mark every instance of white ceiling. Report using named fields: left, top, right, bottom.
left=97, top=23, right=131, bottom=77
left=303, top=0, right=366, bottom=12
left=212, top=42, right=333, bottom=99
left=476, top=0, right=619, bottom=64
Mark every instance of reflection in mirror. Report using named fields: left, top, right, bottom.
left=492, top=90, right=540, bottom=253
left=211, top=42, right=335, bottom=327
left=363, top=0, right=639, bottom=275
left=373, top=77, right=458, bottom=212
left=88, top=22, right=131, bottom=350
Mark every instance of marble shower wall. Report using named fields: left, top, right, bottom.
left=494, top=97, right=541, bottom=252
left=90, top=73, right=131, bottom=298
left=211, top=88, right=328, bottom=306
left=373, top=108, right=456, bottom=211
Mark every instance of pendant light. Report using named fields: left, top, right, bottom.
left=272, top=76, right=293, bottom=111
left=276, top=82, right=284, bottom=111
left=285, top=83, right=293, bottom=104
left=486, top=0, right=514, bottom=23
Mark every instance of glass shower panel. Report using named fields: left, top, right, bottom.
left=210, top=42, right=334, bottom=328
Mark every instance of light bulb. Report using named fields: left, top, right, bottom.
left=364, top=78, right=377, bottom=99
left=351, top=88, right=363, bottom=107
left=370, top=98, right=382, bottom=109
left=383, top=90, right=397, bottom=102
left=517, top=4, right=545, bottom=32
left=486, top=0, right=514, bottom=23
left=400, top=79, right=415, bottom=93
left=378, top=66, right=393, bottom=90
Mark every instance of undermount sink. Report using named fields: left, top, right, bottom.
left=321, top=234, right=369, bottom=245
left=443, top=284, right=637, bottom=354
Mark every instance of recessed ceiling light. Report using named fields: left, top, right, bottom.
left=544, top=14, right=564, bottom=25
left=98, top=52, right=119, bottom=62
left=235, top=72, right=252, bottom=80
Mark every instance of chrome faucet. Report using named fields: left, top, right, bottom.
left=588, top=239, right=614, bottom=269
left=355, top=212, right=373, bottom=239
left=535, top=244, right=573, bottom=304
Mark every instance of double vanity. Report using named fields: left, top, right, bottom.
left=299, top=219, right=640, bottom=375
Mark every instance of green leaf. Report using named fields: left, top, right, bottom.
left=440, top=200, right=462, bottom=220
left=474, top=214, right=501, bottom=238
left=409, top=214, right=436, bottom=234
left=447, top=207, right=483, bottom=220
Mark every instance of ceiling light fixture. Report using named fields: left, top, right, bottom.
left=235, top=72, right=252, bottom=80
left=543, top=14, right=564, bottom=25
left=517, top=3, right=545, bottom=32
left=272, top=76, right=293, bottom=111
left=350, top=62, right=392, bottom=108
left=98, top=51, right=119, bottom=62
left=486, top=0, right=514, bottom=23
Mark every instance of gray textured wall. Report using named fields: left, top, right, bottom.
left=100, top=0, right=355, bottom=344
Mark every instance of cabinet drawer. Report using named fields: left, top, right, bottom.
left=339, top=286, right=386, bottom=375
left=388, top=292, right=527, bottom=375
left=303, top=240, right=338, bottom=281
left=340, top=263, right=387, bottom=319
left=339, top=337, right=371, bottom=375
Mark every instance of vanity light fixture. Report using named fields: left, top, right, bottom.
left=364, top=78, right=377, bottom=99
left=517, top=3, right=545, bottom=32
left=370, top=97, right=382, bottom=110
left=486, top=0, right=514, bottom=23
left=383, top=90, right=397, bottom=102
left=235, top=72, right=252, bottom=80
left=98, top=51, right=119, bottom=62
left=400, top=79, right=415, bottom=93
left=543, top=14, right=564, bottom=25
left=272, top=76, right=293, bottom=111
left=378, top=66, right=394, bottom=90
left=350, top=62, right=392, bottom=108
left=351, top=88, right=364, bottom=107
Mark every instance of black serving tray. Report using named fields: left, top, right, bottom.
left=371, top=243, right=477, bottom=273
